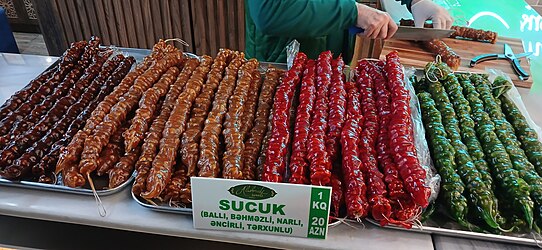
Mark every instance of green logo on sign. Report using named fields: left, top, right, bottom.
left=228, top=184, right=277, bottom=200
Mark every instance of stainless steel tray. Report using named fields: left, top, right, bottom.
left=0, top=173, right=134, bottom=196
left=131, top=191, right=193, bottom=215
left=366, top=218, right=540, bottom=247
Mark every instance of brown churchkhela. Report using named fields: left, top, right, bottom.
left=132, top=58, right=200, bottom=195
left=181, top=49, right=233, bottom=178
left=75, top=44, right=184, bottom=187
left=109, top=147, right=140, bottom=188
left=243, top=68, right=283, bottom=181
left=123, top=66, right=181, bottom=153
left=198, top=53, right=246, bottom=178
left=222, top=59, right=260, bottom=179
left=96, top=122, right=127, bottom=176
left=55, top=42, right=167, bottom=178
left=59, top=40, right=181, bottom=188
left=141, top=55, right=213, bottom=199
left=399, top=19, right=497, bottom=44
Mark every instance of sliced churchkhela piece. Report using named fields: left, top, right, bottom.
left=0, top=41, right=87, bottom=138
left=1, top=54, right=121, bottom=180
left=123, top=66, right=181, bottom=152
left=422, top=39, right=460, bottom=70
left=243, top=68, right=283, bottom=181
left=399, top=19, right=497, bottom=44
left=262, top=52, right=307, bottom=182
left=75, top=46, right=184, bottom=187
left=34, top=55, right=130, bottom=181
left=308, top=51, right=333, bottom=186
left=288, top=60, right=316, bottom=184
left=141, top=55, right=213, bottom=199
left=222, top=59, right=260, bottom=179
left=181, top=49, right=232, bottom=178
left=132, top=58, right=200, bottom=195
left=197, top=53, right=246, bottom=178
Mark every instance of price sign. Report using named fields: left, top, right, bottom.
left=191, top=177, right=331, bottom=239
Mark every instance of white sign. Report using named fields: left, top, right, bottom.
left=191, top=177, right=331, bottom=239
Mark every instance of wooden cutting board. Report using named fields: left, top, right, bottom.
left=380, top=36, right=533, bottom=88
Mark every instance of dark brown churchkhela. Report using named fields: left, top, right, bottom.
left=0, top=41, right=87, bottom=139
left=222, top=59, right=260, bottom=179
left=141, top=56, right=213, bottom=199
left=0, top=41, right=105, bottom=173
left=2, top=38, right=100, bottom=145
left=243, top=68, right=283, bottom=180
left=0, top=68, right=54, bottom=121
left=32, top=56, right=134, bottom=181
left=1, top=53, right=117, bottom=179
left=36, top=56, right=134, bottom=183
left=198, top=53, right=245, bottom=178
left=132, top=58, right=200, bottom=195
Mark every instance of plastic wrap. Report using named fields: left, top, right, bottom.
left=487, top=68, right=542, bottom=141
left=286, top=40, right=300, bottom=70
left=404, top=67, right=441, bottom=204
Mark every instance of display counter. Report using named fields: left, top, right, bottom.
left=1, top=52, right=541, bottom=250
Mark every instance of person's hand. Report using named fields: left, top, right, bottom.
left=355, top=3, right=398, bottom=39
left=411, top=0, right=454, bottom=29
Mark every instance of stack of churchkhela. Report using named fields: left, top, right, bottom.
left=261, top=51, right=431, bottom=229
left=0, top=37, right=135, bottom=185
left=399, top=19, right=498, bottom=70
left=414, top=60, right=542, bottom=234
left=116, top=47, right=286, bottom=203
left=55, top=39, right=185, bottom=189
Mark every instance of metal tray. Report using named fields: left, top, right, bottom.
left=366, top=219, right=540, bottom=247
left=0, top=173, right=134, bottom=196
